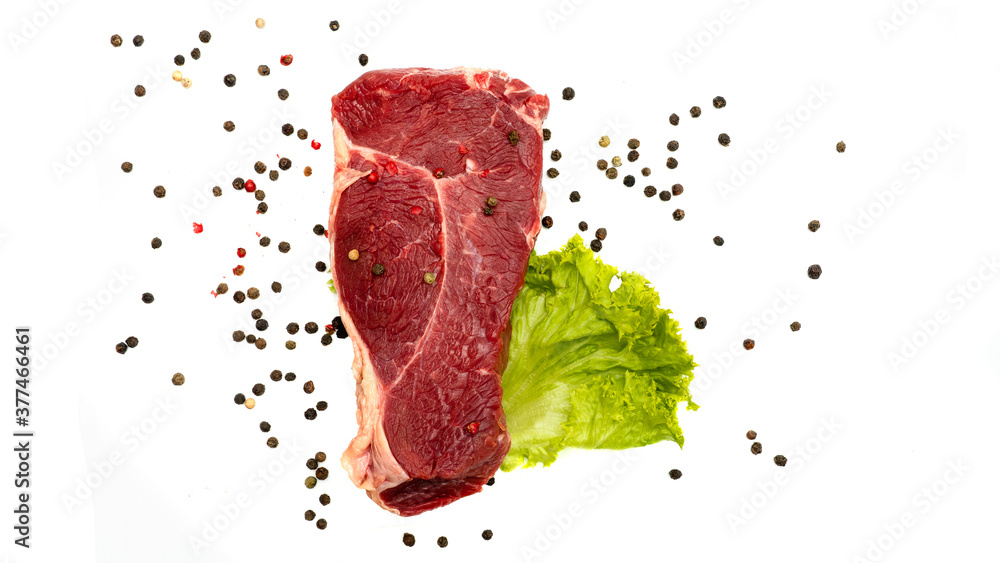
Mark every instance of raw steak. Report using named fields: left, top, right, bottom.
left=328, top=68, right=549, bottom=516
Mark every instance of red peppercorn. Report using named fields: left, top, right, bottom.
left=325, top=324, right=334, bottom=333
left=233, top=265, right=245, bottom=275
left=237, top=248, right=246, bottom=258
left=245, top=179, right=256, bottom=192
left=458, top=144, right=468, bottom=154
left=280, top=54, right=293, bottom=66
left=311, top=140, right=321, bottom=150
left=367, top=171, right=378, bottom=183
left=433, top=167, right=445, bottom=178
left=192, top=222, right=204, bottom=234
left=385, top=161, right=398, bottom=175
left=466, top=422, right=480, bottom=435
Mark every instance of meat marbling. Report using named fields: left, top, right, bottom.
left=328, top=68, right=549, bottom=516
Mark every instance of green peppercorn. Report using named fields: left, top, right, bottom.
left=483, top=206, right=494, bottom=216
left=372, top=263, right=385, bottom=276
left=627, top=138, right=640, bottom=149
left=305, top=476, right=317, bottom=488
left=486, top=196, right=499, bottom=208
left=611, top=156, right=622, bottom=167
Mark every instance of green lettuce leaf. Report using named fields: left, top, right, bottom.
left=501, top=235, right=697, bottom=471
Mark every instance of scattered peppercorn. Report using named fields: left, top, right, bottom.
left=836, top=141, right=846, bottom=153
left=596, top=159, right=608, bottom=171
left=774, top=455, right=788, bottom=466
left=268, top=370, right=282, bottom=382
left=278, top=241, right=290, bottom=253
left=315, top=467, right=329, bottom=480
left=233, top=291, right=246, bottom=303
left=121, top=161, right=133, bottom=173
left=695, top=317, right=707, bottom=329
left=542, top=216, right=553, bottom=229
left=223, top=74, right=236, bottom=87
left=319, top=493, right=331, bottom=505
left=605, top=168, right=618, bottom=179
left=666, top=157, right=678, bottom=169
left=315, top=452, right=327, bottom=462
left=212, top=186, right=222, bottom=197
left=316, top=519, right=327, bottom=530
left=255, top=319, right=268, bottom=331
left=199, top=30, right=211, bottom=43
left=271, top=281, right=281, bottom=292
left=305, top=322, right=318, bottom=334
left=790, top=321, right=801, bottom=332
left=111, top=34, right=123, bottom=47
left=174, top=54, right=185, bottom=66
left=250, top=309, right=263, bottom=320
left=672, top=184, right=684, bottom=196
left=357, top=53, right=369, bottom=66
left=590, top=239, right=602, bottom=252
left=276, top=89, right=289, bottom=101
left=550, top=149, right=562, bottom=161
left=190, top=48, right=200, bottom=60
left=627, top=150, right=639, bottom=162
left=305, top=408, right=317, bottom=420
left=543, top=129, right=551, bottom=141
left=562, top=87, right=575, bottom=100
left=746, top=430, right=757, bottom=440
left=255, top=338, right=266, bottom=350
left=297, top=128, right=308, bottom=140
left=751, top=442, right=762, bottom=455
left=641, top=167, right=651, bottom=177
left=232, top=177, right=244, bottom=190
left=669, top=113, right=679, bottom=126
left=437, top=537, right=448, bottom=548
left=233, top=265, right=245, bottom=276
left=257, top=64, right=270, bottom=76
left=487, top=477, right=495, bottom=486
left=657, top=189, right=670, bottom=200
left=281, top=124, right=293, bottom=136
left=316, top=401, right=328, bottom=411
left=126, top=336, right=139, bottom=348
left=486, top=196, right=499, bottom=208
left=304, top=510, right=315, bottom=521
left=690, top=106, right=701, bottom=118
left=253, top=161, right=266, bottom=174
left=168, top=372, right=184, bottom=386
left=134, top=85, right=146, bottom=97
left=246, top=335, right=256, bottom=344
left=153, top=185, right=166, bottom=198
left=578, top=221, right=588, bottom=231
left=304, top=476, right=317, bottom=489
left=267, top=437, right=278, bottom=448
left=255, top=190, right=266, bottom=201
left=569, top=191, right=580, bottom=202
left=611, top=156, right=622, bottom=167
left=743, top=339, right=755, bottom=350
left=808, top=220, right=821, bottom=232
left=713, top=236, right=724, bottom=246
left=372, top=263, right=385, bottom=276
left=595, top=228, right=607, bottom=241
left=304, top=381, right=315, bottom=394
left=623, top=175, right=635, bottom=187
left=234, top=393, right=246, bottom=405
left=673, top=209, right=685, bottom=221
left=669, top=469, right=682, bottom=480
left=718, top=133, right=731, bottom=147
left=808, top=264, right=822, bottom=279
left=306, top=458, right=318, bottom=470
left=244, top=398, right=256, bottom=409
left=627, top=138, right=640, bottom=149
left=259, top=236, right=271, bottom=247
left=329, top=20, right=340, bottom=31
left=667, top=140, right=679, bottom=152
left=403, top=533, right=415, bottom=547
left=482, top=529, right=494, bottom=540
left=141, top=292, right=154, bottom=304
left=598, top=136, right=610, bottom=148
left=233, top=330, right=245, bottom=342
left=303, top=166, right=312, bottom=177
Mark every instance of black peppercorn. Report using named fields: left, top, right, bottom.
left=746, top=430, right=757, bottom=440
left=541, top=216, right=553, bottom=229
left=316, top=261, right=327, bottom=272
left=641, top=167, right=651, bottom=177
left=223, top=120, right=235, bottom=133
left=153, top=185, right=166, bottom=198
left=278, top=241, right=290, bottom=253
left=270, top=369, right=282, bottom=381
left=304, top=380, right=315, bottom=394
left=623, top=175, right=635, bottom=187
left=255, top=190, right=266, bottom=201
left=667, top=140, right=679, bottom=152
left=223, top=74, right=236, bottom=87
left=672, top=184, right=684, bottom=196
left=277, top=88, right=289, bottom=100
left=297, top=129, right=308, bottom=140
left=543, top=128, right=551, bottom=141
left=126, top=336, right=139, bottom=348
left=808, top=264, right=822, bottom=279
left=627, top=138, right=640, bottom=149
left=199, top=30, right=211, bottom=43
left=713, top=236, right=724, bottom=246
left=673, top=209, right=685, bottom=221
left=666, top=158, right=678, bottom=169
left=306, top=458, right=318, bottom=470
left=550, top=149, right=562, bottom=161
left=281, top=123, right=294, bottom=136
left=590, top=239, right=602, bottom=252
left=271, top=281, right=281, bottom=292
left=743, top=339, right=755, bottom=350
left=255, top=338, right=266, bottom=350
left=669, top=113, right=679, bottom=126
left=595, top=228, right=607, bottom=241
left=605, top=168, right=618, bottom=179
left=403, top=533, right=415, bottom=547
left=315, top=467, right=329, bottom=480
left=359, top=53, right=369, bottom=66
left=836, top=141, right=846, bottom=153
left=808, top=220, right=821, bottom=232
left=254, top=161, right=266, bottom=174
left=305, top=408, right=317, bottom=420
left=234, top=393, right=246, bottom=405
left=232, top=177, right=244, bottom=190
left=255, top=319, right=268, bottom=331
left=121, top=161, right=133, bottom=173
left=713, top=96, right=727, bottom=109
left=256, top=202, right=268, bottom=214
left=658, top=190, right=670, bottom=201
left=141, top=292, right=154, bottom=304
left=669, top=469, right=682, bottom=480
left=287, top=323, right=300, bottom=335
left=134, top=85, right=146, bottom=97
left=319, top=493, right=331, bottom=505
left=751, top=442, right=762, bottom=455
left=774, top=455, right=788, bottom=466
left=252, top=383, right=265, bottom=396
left=212, top=186, right=222, bottom=197
left=260, top=421, right=271, bottom=432
left=257, top=64, right=270, bottom=76
left=247, top=287, right=260, bottom=299
left=690, top=106, right=701, bottom=118
left=562, top=87, right=575, bottom=100
left=372, top=263, right=385, bottom=276
left=305, top=322, right=318, bottom=334
left=233, top=330, right=245, bottom=342
left=596, top=159, right=608, bottom=171
left=718, top=133, right=731, bottom=147
left=316, top=401, right=328, bottom=411
left=644, top=186, right=657, bottom=198
left=321, top=333, right=332, bottom=346
left=329, top=20, right=340, bottom=31
left=190, top=48, right=200, bottom=60
left=569, top=191, right=580, bottom=202
left=174, top=54, right=185, bottom=66
left=278, top=157, right=292, bottom=171
left=482, top=529, right=494, bottom=540
left=627, top=150, right=639, bottom=162
left=695, top=317, right=707, bottom=329
left=437, top=537, right=448, bottom=548
left=233, top=291, right=246, bottom=303
left=578, top=221, right=588, bottom=231
left=111, top=34, right=123, bottom=47
left=245, top=335, right=256, bottom=344
left=790, top=321, right=801, bottom=332
left=547, top=168, right=559, bottom=178
left=266, top=437, right=278, bottom=448
left=487, top=477, right=495, bottom=486
left=259, top=236, right=271, bottom=247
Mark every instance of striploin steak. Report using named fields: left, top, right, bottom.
left=328, top=68, right=549, bottom=515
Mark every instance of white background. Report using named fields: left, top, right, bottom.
left=1, top=0, right=997, bottom=561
